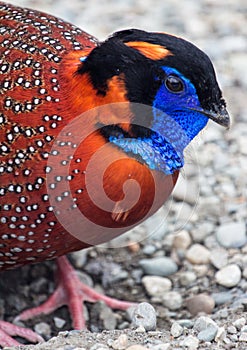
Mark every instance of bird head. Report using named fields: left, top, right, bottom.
left=74, top=29, right=229, bottom=174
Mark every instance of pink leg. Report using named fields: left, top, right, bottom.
left=0, top=320, right=43, bottom=347
left=17, top=256, right=135, bottom=329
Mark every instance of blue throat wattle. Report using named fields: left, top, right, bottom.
left=109, top=129, right=184, bottom=174
left=109, top=67, right=208, bottom=174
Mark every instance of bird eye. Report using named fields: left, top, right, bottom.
left=165, top=75, right=184, bottom=93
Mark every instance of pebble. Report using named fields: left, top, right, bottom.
left=134, top=326, right=146, bottom=333
left=212, top=291, right=233, bottom=305
left=197, top=324, right=218, bottom=342
left=215, top=326, right=227, bottom=342
left=162, top=291, right=183, bottom=310
left=215, top=264, right=242, bottom=287
left=34, top=322, right=51, bottom=338
left=186, top=244, right=210, bottom=264
left=193, top=316, right=218, bottom=333
left=72, top=250, right=88, bottom=268
left=111, top=334, right=129, bottom=350
left=126, top=346, right=148, bottom=350
left=142, top=244, right=156, bottom=255
left=85, top=260, right=128, bottom=287
left=227, top=325, right=237, bottom=334
left=216, top=221, right=247, bottom=248
left=54, top=317, right=66, bottom=329
left=242, top=325, right=247, bottom=332
left=173, top=230, right=192, bottom=250
left=190, top=222, right=214, bottom=242
left=139, top=257, right=178, bottom=276
left=177, top=319, right=194, bottom=329
left=178, top=271, right=197, bottom=287
left=127, top=241, right=141, bottom=253
left=181, top=335, right=199, bottom=350
left=170, top=322, right=183, bottom=338
left=239, top=332, right=247, bottom=342
left=131, top=302, right=157, bottom=331
left=233, top=317, right=246, bottom=330
left=142, top=276, right=172, bottom=297
left=209, top=248, right=228, bottom=269
left=99, top=303, right=117, bottom=330
left=186, top=294, right=215, bottom=316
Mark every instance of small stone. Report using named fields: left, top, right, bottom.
left=197, top=324, right=218, bottom=342
left=171, top=321, right=183, bottom=338
left=243, top=266, right=247, bottom=279
left=173, top=230, right=192, bottom=250
left=212, top=291, right=233, bottom=305
left=233, top=317, right=246, bottom=330
left=186, top=244, right=210, bottom=264
left=209, top=248, right=228, bottom=269
left=181, top=335, right=199, bottom=349
left=241, top=325, right=247, bottom=332
left=143, top=244, right=156, bottom=255
left=162, top=291, right=183, bottom=310
left=192, top=265, right=208, bottom=277
left=177, top=319, right=194, bottom=328
left=194, top=316, right=218, bottom=333
left=190, top=222, right=214, bottom=242
left=179, top=271, right=197, bottom=287
left=186, top=294, right=215, bottom=316
left=134, top=325, right=146, bottom=333
left=126, top=346, right=148, bottom=350
left=215, top=264, right=242, bottom=287
left=139, top=257, right=178, bottom=277
left=131, top=302, right=157, bottom=331
left=99, top=303, right=117, bottom=330
left=34, top=322, right=51, bottom=338
left=127, top=241, right=140, bottom=253
left=54, top=316, right=66, bottom=329
left=216, top=308, right=228, bottom=319
left=227, top=325, right=237, bottom=334
left=72, top=250, right=88, bottom=268
left=118, top=321, right=129, bottom=330
left=216, top=221, right=247, bottom=248
left=239, top=332, right=247, bottom=342
left=112, top=334, right=128, bottom=350
left=215, top=326, right=226, bottom=342
left=142, top=276, right=172, bottom=297
left=229, top=334, right=238, bottom=342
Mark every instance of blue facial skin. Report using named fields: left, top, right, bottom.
left=110, top=67, right=208, bottom=174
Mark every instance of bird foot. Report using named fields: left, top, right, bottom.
left=0, top=320, right=43, bottom=347
left=16, top=256, right=135, bottom=330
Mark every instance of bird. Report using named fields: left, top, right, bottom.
left=0, top=1, right=229, bottom=347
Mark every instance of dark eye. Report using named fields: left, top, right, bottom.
left=165, top=75, right=184, bottom=93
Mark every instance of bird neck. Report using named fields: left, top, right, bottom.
left=60, top=50, right=129, bottom=118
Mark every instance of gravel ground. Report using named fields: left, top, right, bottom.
left=1, top=0, right=247, bottom=349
